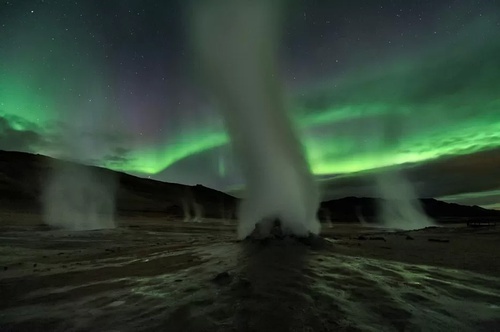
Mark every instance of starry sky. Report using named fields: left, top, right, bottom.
left=1, top=0, right=499, bottom=209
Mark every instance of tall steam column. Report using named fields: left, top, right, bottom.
left=191, top=0, right=321, bottom=239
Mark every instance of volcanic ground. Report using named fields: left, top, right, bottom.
left=0, top=211, right=499, bottom=331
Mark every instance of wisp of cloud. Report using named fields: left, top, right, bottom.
left=190, top=0, right=320, bottom=239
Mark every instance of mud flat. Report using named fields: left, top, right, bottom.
left=0, top=212, right=499, bottom=331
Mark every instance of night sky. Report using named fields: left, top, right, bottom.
left=1, top=0, right=499, bottom=209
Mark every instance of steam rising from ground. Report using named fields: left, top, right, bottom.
left=373, top=116, right=434, bottom=230
left=191, top=0, right=320, bottom=239
left=375, top=170, right=434, bottom=230
left=42, top=164, right=116, bottom=230
left=182, top=187, right=203, bottom=222
left=42, top=109, right=117, bottom=231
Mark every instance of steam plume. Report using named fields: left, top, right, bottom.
left=190, top=0, right=320, bottom=239
left=182, top=187, right=203, bottom=223
left=42, top=163, right=116, bottom=230
left=374, top=115, right=434, bottom=230
left=375, top=170, right=434, bottom=230
left=42, top=108, right=116, bottom=231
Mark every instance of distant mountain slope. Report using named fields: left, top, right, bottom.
left=0, top=150, right=237, bottom=218
left=319, top=196, right=500, bottom=223
left=1, top=150, right=498, bottom=223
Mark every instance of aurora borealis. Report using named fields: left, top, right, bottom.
left=1, top=0, right=499, bottom=209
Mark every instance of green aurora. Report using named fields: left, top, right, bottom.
left=101, top=32, right=500, bottom=176
left=1, top=9, right=499, bottom=186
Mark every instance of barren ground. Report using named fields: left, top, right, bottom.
left=0, top=211, right=499, bottom=331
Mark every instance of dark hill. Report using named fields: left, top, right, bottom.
left=0, top=150, right=237, bottom=218
left=319, top=196, right=500, bottom=223
left=1, top=150, right=498, bottom=224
